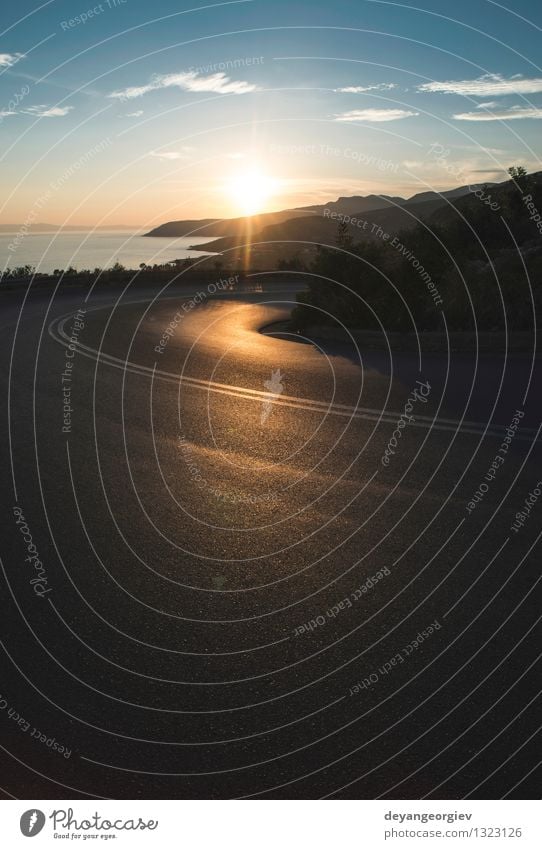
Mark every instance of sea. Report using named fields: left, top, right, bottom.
left=0, top=230, right=217, bottom=275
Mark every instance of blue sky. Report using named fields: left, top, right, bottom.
left=1, top=0, right=541, bottom=224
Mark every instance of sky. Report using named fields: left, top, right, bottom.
left=1, top=0, right=542, bottom=226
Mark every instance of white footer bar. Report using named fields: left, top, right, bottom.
left=2, top=800, right=540, bottom=847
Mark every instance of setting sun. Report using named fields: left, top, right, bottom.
left=226, top=168, right=278, bottom=216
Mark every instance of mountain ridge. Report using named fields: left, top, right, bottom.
left=185, top=183, right=502, bottom=256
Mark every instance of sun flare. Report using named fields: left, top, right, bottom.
left=226, top=168, right=278, bottom=216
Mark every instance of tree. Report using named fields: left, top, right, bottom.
left=507, top=165, right=530, bottom=195
left=277, top=255, right=306, bottom=271
left=336, top=220, right=353, bottom=251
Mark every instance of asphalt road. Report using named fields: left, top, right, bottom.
left=1, top=278, right=540, bottom=799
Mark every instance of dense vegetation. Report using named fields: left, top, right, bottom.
left=0, top=257, right=223, bottom=285
left=292, top=168, right=542, bottom=333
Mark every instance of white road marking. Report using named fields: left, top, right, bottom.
left=48, top=311, right=540, bottom=442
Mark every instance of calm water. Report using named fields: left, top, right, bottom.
left=0, top=230, right=217, bottom=274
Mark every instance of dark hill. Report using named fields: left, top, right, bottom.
left=190, top=190, right=488, bottom=255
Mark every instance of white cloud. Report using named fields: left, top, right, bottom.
left=149, top=147, right=193, bottom=160
left=335, top=83, right=396, bottom=93
left=0, top=109, right=16, bottom=117
left=150, top=152, right=182, bottom=160
left=111, top=85, right=154, bottom=100
left=22, top=104, right=73, bottom=118
left=0, top=52, right=24, bottom=67
left=334, top=108, right=418, bottom=122
left=454, top=106, right=542, bottom=121
left=419, top=74, right=542, bottom=96
left=23, top=105, right=73, bottom=117
left=402, top=160, right=425, bottom=169
left=109, top=71, right=257, bottom=100
left=477, top=101, right=498, bottom=109
left=40, top=106, right=73, bottom=117
left=123, top=110, right=144, bottom=117
left=430, top=142, right=508, bottom=154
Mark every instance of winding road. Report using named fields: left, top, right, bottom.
left=1, top=279, right=540, bottom=799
